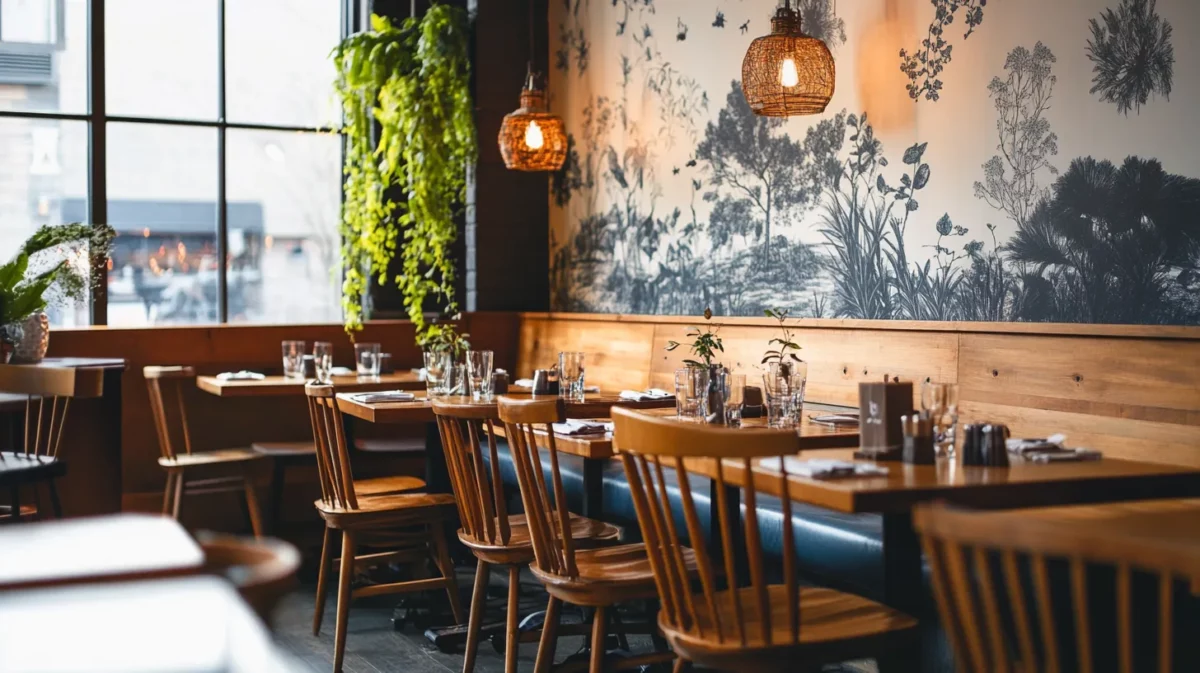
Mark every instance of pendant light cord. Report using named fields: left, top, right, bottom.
left=527, top=0, right=536, bottom=79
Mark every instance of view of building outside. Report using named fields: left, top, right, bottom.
left=0, top=0, right=343, bottom=327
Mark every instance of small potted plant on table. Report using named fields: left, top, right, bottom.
left=666, top=308, right=727, bottom=424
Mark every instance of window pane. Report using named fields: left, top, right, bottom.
left=225, top=0, right=340, bottom=128
left=0, top=0, right=86, bottom=114
left=226, top=129, right=340, bottom=324
left=0, top=116, right=89, bottom=326
left=106, top=122, right=218, bottom=326
left=105, top=0, right=217, bottom=120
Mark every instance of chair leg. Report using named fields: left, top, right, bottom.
left=161, top=472, right=176, bottom=515
left=505, top=566, right=521, bottom=673
left=533, top=595, right=562, bottom=673
left=268, top=460, right=286, bottom=533
left=171, top=472, right=184, bottom=521
left=462, top=559, right=491, bottom=673
left=671, top=657, right=688, bottom=673
left=46, top=480, right=62, bottom=519
left=313, top=526, right=334, bottom=636
left=589, top=605, right=607, bottom=673
left=242, top=476, right=264, bottom=538
left=333, top=530, right=356, bottom=673
left=430, top=524, right=464, bottom=624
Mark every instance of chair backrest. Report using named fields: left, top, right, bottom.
left=304, top=382, right=358, bottom=510
left=0, top=365, right=104, bottom=458
left=496, top=396, right=577, bottom=577
left=610, top=406, right=803, bottom=648
left=914, top=503, right=1197, bottom=673
left=197, top=532, right=300, bottom=625
left=432, top=399, right=511, bottom=547
left=143, top=365, right=198, bottom=462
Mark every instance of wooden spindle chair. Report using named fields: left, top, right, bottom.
left=611, top=406, right=919, bottom=673
left=305, top=383, right=463, bottom=673
left=198, top=531, right=301, bottom=625
left=433, top=398, right=620, bottom=673
left=143, top=366, right=266, bottom=536
left=0, top=365, right=104, bottom=521
left=498, top=396, right=683, bottom=673
left=915, top=503, right=1200, bottom=673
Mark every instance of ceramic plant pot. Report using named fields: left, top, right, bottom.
left=12, top=311, right=49, bottom=364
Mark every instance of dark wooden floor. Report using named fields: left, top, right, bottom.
left=269, top=565, right=875, bottom=673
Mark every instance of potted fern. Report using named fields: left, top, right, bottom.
left=1, top=223, right=114, bottom=363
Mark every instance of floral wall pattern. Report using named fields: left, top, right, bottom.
left=548, top=0, right=1200, bottom=325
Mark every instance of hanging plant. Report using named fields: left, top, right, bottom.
left=332, top=7, right=477, bottom=342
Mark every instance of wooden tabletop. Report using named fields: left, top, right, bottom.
left=0, top=514, right=204, bottom=592
left=196, top=371, right=424, bottom=397
left=335, top=391, right=677, bottom=426
left=684, top=449, right=1200, bottom=514
left=491, top=407, right=861, bottom=460
left=0, top=576, right=301, bottom=672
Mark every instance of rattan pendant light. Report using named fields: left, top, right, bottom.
left=741, top=0, right=836, bottom=117
left=498, top=0, right=566, bottom=171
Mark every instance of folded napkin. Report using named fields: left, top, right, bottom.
left=329, top=366, right=354, bottom=377
left=216, top=371, right=265, bottom=381
left=1006, top=433, right=1068, bottom=455
left=1026, top=448, right=1103, bottom=463
left=619, top=388, right=674, bottom=401
left=552, top=419, right=614, bottom=436
left=514, top=378, right=535, bottom=387
left=349, top=391, right=416, bottom=404
left=759, top=456, right=889, bottom=480
left=809, top=413, right=860, bottom=427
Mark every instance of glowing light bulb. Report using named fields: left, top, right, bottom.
left=524, top=120, right=545, bottom=150
left=780, top=58, right=800, bottom=87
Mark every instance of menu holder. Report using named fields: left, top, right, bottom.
left=858, top=380, right=912, bottom=458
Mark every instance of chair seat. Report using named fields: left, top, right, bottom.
left=158, top=449, right=265, bottom=468
left=666, top=584, right=917, bottom=671
left=355, top=475, right=427, bottom=496
left=0, top=453, right=65, bottom=487
left=250, top=442, right=314, bottom=457
left=353, top=438, right=425, bottom=454
left=314, top=491, right=456, bottom=529
left=533, top=543, right=697, bottom=606
left=459, top=512, right=621, bottom=563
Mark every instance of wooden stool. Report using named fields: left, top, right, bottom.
left=498, top=397, right=680, bottom=673
left=611, top=407, right=919, bottom=673
left=0, top=364, right=104, bottom=521
left=433, top=398, right=620, bottom=673
left=305, top=382, right=463, bottom=673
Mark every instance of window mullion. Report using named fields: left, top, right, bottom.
left=216, top=0, right=228, bottom=323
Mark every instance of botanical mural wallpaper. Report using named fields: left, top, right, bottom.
left=547, top=0, right=1200, bottom=325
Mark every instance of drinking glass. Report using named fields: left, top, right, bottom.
left=558, top=352, right=586, bottom=402
left=355, top=343, right=382, bottom=378
left=445, top=363, right=468, bottom=396
left=424, top=351, right=450, bottom=397
left=787, top=361, right=808, bottom=425
left=467, top=350, right=495, bottom=401
left=724, top=373, right=746, bottom=428
left=921, top=382, right=960, bottom=457
left=312, top=342, right=333, bottom=384
left=281, top=341, right=305, bottom=379
left=674, top=367, right=708, bottom=422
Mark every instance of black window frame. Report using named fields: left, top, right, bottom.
left=0, top=0, right=361, bottom=325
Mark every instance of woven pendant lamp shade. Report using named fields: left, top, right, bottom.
left=741, top=2, right=836, bottom=117
left=499, top=74, right=567, bottom=172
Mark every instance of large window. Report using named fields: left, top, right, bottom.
left=0, top=0, right=346, bottom=326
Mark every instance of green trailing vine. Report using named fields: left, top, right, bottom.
left=332, top=8, right=476, bottom=343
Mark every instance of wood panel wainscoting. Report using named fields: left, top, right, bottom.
left=42, top=311, right=1198, bottom=531
left=516, top=313, right=1200, bottom=469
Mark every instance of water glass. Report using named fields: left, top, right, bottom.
left=922, top=382, right=960, bottom=457
left=467, top=350, right=495, bottom=401
left=725, top=373, right=746, bottom=428
left=424, top=351, right=450, bottom=397
left=445, top=363, right=468, bottom=396
left=558, top=352, right=586, bottom=402
left=355, top=343, right=382, bottom=378
left=281, top=341, right=305, bottom=379
left=312, top=342, right=333, bottom=384
left=787, top=361, right=808, bottom=424
left=674, top=367, right=708, bottom=422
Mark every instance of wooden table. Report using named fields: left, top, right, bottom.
left=196, top=370, right=423, bottom=397
left=0, top=358, right=126, bottom=516
left=681, top=446, right=1200, bottom=648
left=0, top=576, right=301, bottom=672
left=0, top=514, right=204, bottom=591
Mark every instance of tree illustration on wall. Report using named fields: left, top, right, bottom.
left=796, top=0, right=847, bottom=48
left=900, top=0, right=986, bottom=101
left=1086, top=0, right=1174, bottom=115
left=1008, top=156, right=1200, bottom=323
